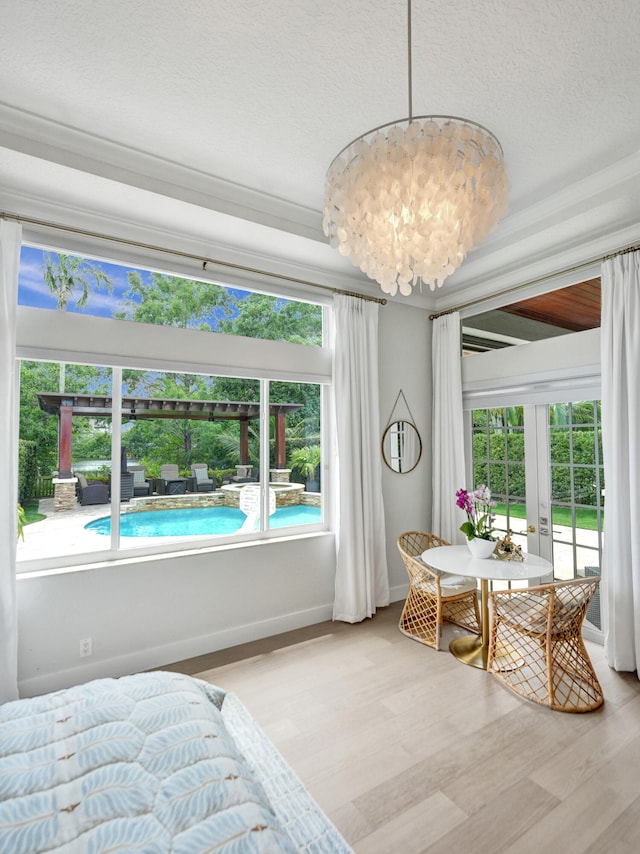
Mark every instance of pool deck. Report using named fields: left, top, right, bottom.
left=17, top=490, right=321, bottom=564
left=17, top=496, right=221, bottom=563
left=18, top=499, right=110, bottom=563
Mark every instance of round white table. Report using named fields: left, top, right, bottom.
left=421, top=544, right=553, bottom=670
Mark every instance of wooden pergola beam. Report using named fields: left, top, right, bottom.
left=37, top=393, right=303, bottom=475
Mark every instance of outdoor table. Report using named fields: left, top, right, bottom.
left=165, top=479, right=187, bottom=495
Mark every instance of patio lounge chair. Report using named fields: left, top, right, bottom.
left=222, top=465, right=257, bottom=485
left=188, top=463, right=215, bottom=492
left=77, top=474, right=109, bottom=506
left=156, top=464, right=187, bottom=495
left=128, top=465, right=152, bottom=496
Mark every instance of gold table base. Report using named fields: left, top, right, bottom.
left=449, top=634, right=523, bottom=671
left=449, top=578, right=492, bottom=670
left=449, top=634, right=487, bottom=669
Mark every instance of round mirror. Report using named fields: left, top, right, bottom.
left=381, top=420, right=422, bottom=473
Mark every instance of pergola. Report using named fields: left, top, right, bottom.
left=37, top=393, right=302, bottom=479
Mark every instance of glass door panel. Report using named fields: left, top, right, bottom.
left=469, top=399, right=604, bottom=630
left=548, top=401, right=603, bottom=633
left=472, top=406, right=527, bottom=549
left=471, top=406, right=529, bottom=589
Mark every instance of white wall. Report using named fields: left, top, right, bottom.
left=17, top=534, right=337, bottom=696
left=378, top=300, right=432, bottom=599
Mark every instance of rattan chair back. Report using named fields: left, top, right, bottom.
left=397, top=532, right=480, bottom=650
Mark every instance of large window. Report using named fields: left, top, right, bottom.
left=16, top=245, right=328, bottom=571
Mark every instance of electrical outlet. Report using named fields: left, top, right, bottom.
left=79, top=637, right=92, bottom=658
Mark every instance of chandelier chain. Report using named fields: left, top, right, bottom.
left=407, top=0, right=413, bottom=120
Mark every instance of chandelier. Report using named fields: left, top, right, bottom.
left=322, top=3, right=508, bottom=297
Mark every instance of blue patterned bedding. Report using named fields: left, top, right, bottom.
left=0, top=671, right=351, bottom=853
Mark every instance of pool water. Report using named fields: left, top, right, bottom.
left=85, top=504, right=322, bottom=537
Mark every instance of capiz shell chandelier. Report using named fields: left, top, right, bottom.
left=323, top=115, right=509, bottom=296
left=322, top=0, right=508, bottom=297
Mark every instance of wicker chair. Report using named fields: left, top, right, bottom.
left=487, top=577, right=604, bottom=712
left=76, top=474, right=109, bottom=506
left=128, top=465, right=152, bottom=496
left=188, top=463, right=215, bottom=492
left=397, top=532, right=481, bottom=650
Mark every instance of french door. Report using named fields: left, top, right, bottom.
left=467, top=400, right=604, bottom=639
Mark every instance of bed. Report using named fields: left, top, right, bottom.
left=0, top=671, right=351, bottom=853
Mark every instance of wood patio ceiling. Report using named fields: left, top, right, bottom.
left=499, top=277, right=601, bottom=332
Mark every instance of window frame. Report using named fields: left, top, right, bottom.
left=16, top=244, right=333, bottom=574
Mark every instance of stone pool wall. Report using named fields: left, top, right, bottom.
left=220, top=483, right=305, bottom=508
left=123, top=487, right=321, bottom=513
left=123, top=493, right=225, bottom=513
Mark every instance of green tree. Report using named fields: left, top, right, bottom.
left=114, top=273, right=322, bottom=471
left=19, top=361, right=61, bottom=475
left=115, top=272, right=238, bottom=465
left=43, top=252, right=113, bottom=311
left=19, top=361, right=111, bottom=476
left=42, top=252, right=113, bottom=390
left=550, top=401, right=598, bottom=426
left=121, top=369, right=232, bottom=469
left=218, top=292, right=322, bottom=345
left=72, top=425, right=112, bottom=462
left=289, top=445, right=321, bottom=488
left=115, top=271, right=231, bottom=330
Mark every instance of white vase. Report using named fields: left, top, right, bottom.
left=467, top=537, right=496, bottom=559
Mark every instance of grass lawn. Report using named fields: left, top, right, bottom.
left=23, top=499, right=46, bottom=525
left=494, top=502, right=601, bottom=531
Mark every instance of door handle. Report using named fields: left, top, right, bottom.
left=528, top=524, right=536, bottom=533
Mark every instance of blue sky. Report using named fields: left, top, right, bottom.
left=19, top=246, right=143, bottom=318
left=18, top=246, right=251, bottom=326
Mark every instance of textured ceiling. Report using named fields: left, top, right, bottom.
left=1, top=0, right=640, bottom=306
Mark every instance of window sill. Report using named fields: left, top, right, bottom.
left=16, top=528, right=333, bottom=579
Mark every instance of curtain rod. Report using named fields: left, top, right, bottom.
left=428, top=240, right=640, bottom=321
left=1, top=210, right=387, bottom=306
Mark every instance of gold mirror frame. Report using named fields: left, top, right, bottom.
left=381, top=420, right=422, bottom=473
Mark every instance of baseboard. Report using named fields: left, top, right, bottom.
left=582, top=622, right=604, bottom=645
left=18, top=603, right=335, bottom=698
left=389, top=582, right=408, bottom=603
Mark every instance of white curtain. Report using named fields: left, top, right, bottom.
left=332, top=294, right=389, bottom=622
left=431, top=312, right=466, bottom=544
left=601, top=250, right=640, bottom=674
left=0, top=220, right=21, bottom=702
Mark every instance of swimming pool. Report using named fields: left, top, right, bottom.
left=85, top=504, right=322, bottom=537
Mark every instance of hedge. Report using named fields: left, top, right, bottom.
left=18, top=440, right=38, bottom=504
left=472, top=427, right=603, bottom=507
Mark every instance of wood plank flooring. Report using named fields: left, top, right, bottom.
left=163, top=601, right=640, bottom=853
